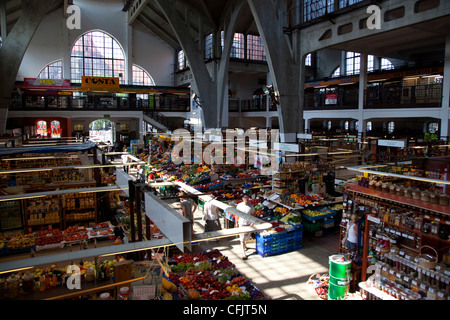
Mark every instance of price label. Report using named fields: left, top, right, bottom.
left=420, top=283, right=427, bottom=290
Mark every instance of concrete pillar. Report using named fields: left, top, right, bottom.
left=155, top=0, right=244, bottom=130
left=248, top=0, right=302, bottom=143
left=126, top=25, right=133, bottom=85
left=304, top=118, right=310, bottom=132
left=358, top=53, right=368, bottom=140
left=0, top=0, right=60, bottom=133
left=440, top=36, right=450, bottom=140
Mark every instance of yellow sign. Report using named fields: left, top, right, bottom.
left=58, top=91, right=73, bottom=96
left=81, top=76, right=120, bottom=89
left=38, top=79, right=56, bottom=85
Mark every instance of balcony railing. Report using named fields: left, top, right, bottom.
left=304, top=88, right=359, bottom=110
left=365, top=84, right=442, bottom=109
left=9, top=95, right=190, bottom=112
left=303, top=83, right=443, bottom=110
left=229, top=97, right=277, bottom=112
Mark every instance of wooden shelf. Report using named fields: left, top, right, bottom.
left=347, top=183, right=450, bottom=216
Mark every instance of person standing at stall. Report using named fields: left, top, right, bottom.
left=179, top=191, right=197, bottom=234
left=203, top=199, right=222, bottom=233
left=346, top=214, right=359, bottom=253
left=236, top=195, right=255, bottom=259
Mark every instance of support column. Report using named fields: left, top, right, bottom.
left=248, top=0, right=302, bottom=143
left=440, top=36, right=450, bottom=140
left=358, top=53, right=368, bottom=141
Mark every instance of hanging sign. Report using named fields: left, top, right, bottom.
left=378, top=139, right=406, bottom=148
left=273, top=142, right=299, bottom=153
left=325, top=93, right=338, bottom=105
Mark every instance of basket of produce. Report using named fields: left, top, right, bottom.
left=418, top=245, right=438, bottom=269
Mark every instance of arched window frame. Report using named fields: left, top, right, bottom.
left=70, top=30, right=126, bottom=84
left=132, top=64, right=155, bottom=86
left=37, top=60, right=63, bottom=79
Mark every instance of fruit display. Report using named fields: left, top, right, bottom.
left=36, top=228, right=63, bottom=246
left=62, top=225, right=88, bottom=242
left=5, top=233, right=36, bottom=251
left=302, top=206, right=336, bottom=220
left=279, top=213, right=302, bottom=224
left=162, top=249, right=264, bottom=300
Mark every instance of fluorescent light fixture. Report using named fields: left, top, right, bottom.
left=421, top=74, right=441, bottom=78
left=0, top=168, right=52, bottom=175
left=0, top=266, right=34, bottom=275
left=369, top=79, right=388, bottom=82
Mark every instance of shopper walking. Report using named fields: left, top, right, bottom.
left=236, top=194, right=255, bottom=259
left=203, top=199, right=221, bottom=233
left=179, top=191, right=197, bottom=233
left=346, top=214, right=359, bottom=252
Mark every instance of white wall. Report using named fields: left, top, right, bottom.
left=132, top=20, right=175, bottom=86
left=16, top=0, right=174, bottom=86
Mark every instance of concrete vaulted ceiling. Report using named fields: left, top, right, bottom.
left=0, top=0, right=63, bottom=36
left=1, top=0, right=449, bottom=65
left=134, top=0, right=260, bottom=51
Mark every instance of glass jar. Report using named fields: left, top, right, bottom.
left=388, top=268, right=397, bottom=282
left=85, top=268, right=95, bottom=282
left=437, top=290, right=447, bottom=300
left=99, top=292, right=113, bottom=300
left=118, top=286, right=130, bottom=300
left=411, top=279, right=420, bottom=293
left=5, top=274, right=20, bottom=299
left=427, top=286, right=437, bottom=300
left=21, top=272, right=35, bottom=295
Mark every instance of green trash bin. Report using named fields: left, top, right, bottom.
left=328, top=254, right=351, bottom=300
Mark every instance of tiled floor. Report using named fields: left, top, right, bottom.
left=194, top=216, right=342, bottom=300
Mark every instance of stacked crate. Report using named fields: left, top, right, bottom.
left=256, top=224, right=302, bottom=257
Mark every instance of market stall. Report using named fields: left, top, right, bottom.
left=346, top=159, right=450, bottom=300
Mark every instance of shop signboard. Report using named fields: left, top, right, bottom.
left=325, top=93, right=338, bottom=105
left=378, top=139, right=406, bottom=148
left=273, top=142, right=299, bottom=153
left=23, top=78, right=73, bottom=95
left=81, top=76, right=120, bottom=89
left=297, top=133, right=312, bottom=140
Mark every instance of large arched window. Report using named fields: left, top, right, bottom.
left=71, top=30, right=126, bottom=84
left=381, top=58, right=394, bottom=70
left=132, top=65, right=155, bottom=86
left=37, top=60, right=63, bottom=79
